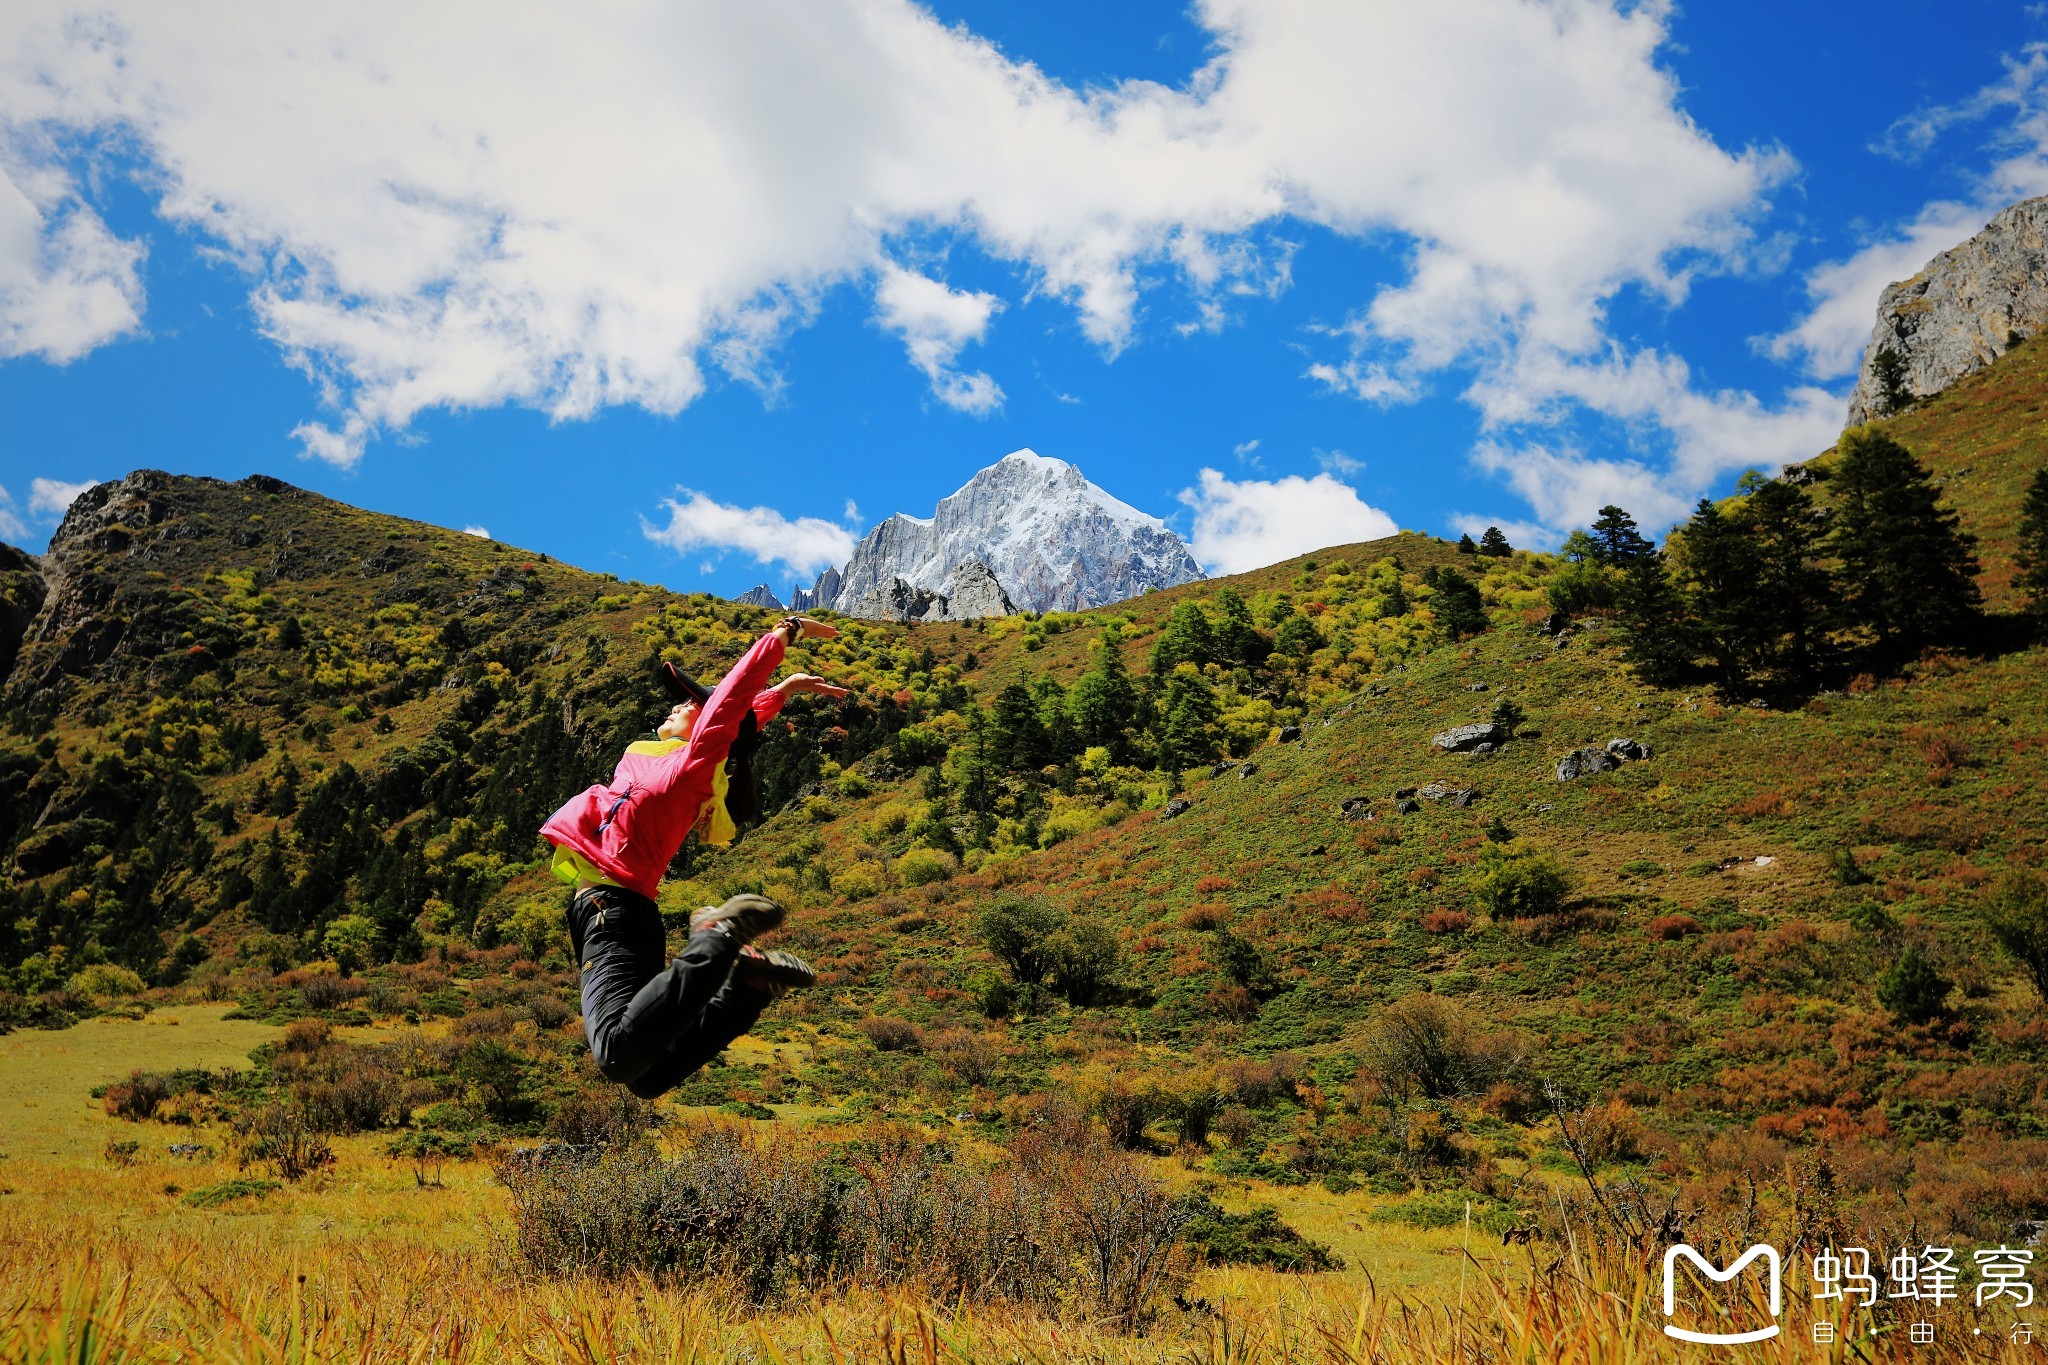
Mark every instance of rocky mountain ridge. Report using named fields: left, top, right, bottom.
left=790, top=450, right=1204, bottom=617
left=1847, top=195, right=2048, bottom=424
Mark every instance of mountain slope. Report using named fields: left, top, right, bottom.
left=0, top=343, right=2044, bottom=1244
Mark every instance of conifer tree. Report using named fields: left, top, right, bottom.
left=1210, top=587, right=1269, bottom=664
left=1677, top=482, right=1830, bottom=693
left=1430, top=567, right=1487, bottom=639
left=1871, top=345, right=1913, bottom=415
left=991, top=682, right=1048, bottom=773
left=1478, top=526, right=1513, bottom=557
left=1828, top=427, right=1980, bottom=657
left=1615, top=552, right=1696, bottom=686
left=2016, top=467, right=2048, bottom=616
left=1069, top=628, right=1139, bottom=760
left=1273, top=611, right=1322, bottom=657
left=1156, top=667, right=1220, bottom=773
left=1149, top=601, right=1216, bottom=674
left=1588, top=505, right=1654, bottom=567
left=1457, top=533, right=1478, bottom=554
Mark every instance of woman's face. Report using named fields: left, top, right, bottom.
left=657, top=700, right=699, bottom=741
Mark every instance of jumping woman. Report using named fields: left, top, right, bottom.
left=541, top=614, right=846, bottom=1098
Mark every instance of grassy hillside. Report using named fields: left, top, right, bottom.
left=0, top=342, right=2046, bottom=1351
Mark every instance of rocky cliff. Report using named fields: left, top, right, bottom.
left=733, top=584, right=785, bottom=610
left=1847, top=196, right=2048, bottom=424
left=842, top=560, right=1018, bottom=623
left=793, top=450, right=1203, bottom=617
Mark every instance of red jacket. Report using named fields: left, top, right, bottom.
left=541, top=631, right=787, bottom=899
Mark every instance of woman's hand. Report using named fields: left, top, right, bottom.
left=776, top=673, right=849, bottom=700
left=775, top=615, right=838, bottom=645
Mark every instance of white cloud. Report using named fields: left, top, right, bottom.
left=0, top=0, right=1786, bottom=472
left=1472, top=440, right=1692, bottom=535
left=1313, top=447, right=1362, bottom=477
left=0, top=485, right=26, bottom=542
left=462, top=524, right=489, bottom=539
left=1177, top=467, right=1397, bottom=575
left=643, top=488, right=857, bottom=577
left=0, top=159, right=145, bottom=362
left=27, top=475, right=97, bottom=518
left=872, top=263, right=1004, bottom=414
left=1774, top=44, right=2048, bottom=381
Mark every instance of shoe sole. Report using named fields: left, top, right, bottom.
left=741, top=948, right=816, bottom=994
left=689, top=893, right=786, bottom=944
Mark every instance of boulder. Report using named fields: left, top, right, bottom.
left=1237, top=762, right=1259, bottom=779
left=1415, top=781, right=1466, bottom=802
left=1394, top=786, right=1418, bottom=799
left=1555, top=747, right=1620, bottom=781
left=1606, top=737, right=1652, bottom=762
left=1163, top=798, right=1193, bottom=820
left=1339, top=796, right=1374, bottom=820
left=1210, top=761, right=1231, bottom=778
left=1396, top=798, right=1422, bottom=815
left=1431, top=722, right=1503, bottom=752
left=1278, top=725, right=1302, bottom=743
left=1465, top=682, right=1490, bottom=692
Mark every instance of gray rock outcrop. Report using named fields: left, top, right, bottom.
left=1555, top=747, right=1620, bottom=781
left=791, top=450, right=1204, bottom=617
left=1846, top=197, right=2048, bottom=424
left=733, top=584, right=785, bottom=610
left=842, top=561, right=1018, bottom=623
left=1432, top=722, right=1504, bottom=752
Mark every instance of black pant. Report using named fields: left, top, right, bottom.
left=566, top=885, right=768, bottom=1099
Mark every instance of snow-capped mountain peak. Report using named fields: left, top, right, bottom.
left=791, top=449, right=1204, bottom=617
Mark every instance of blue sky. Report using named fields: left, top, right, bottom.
left=2, top=1, right=2045, bottom=597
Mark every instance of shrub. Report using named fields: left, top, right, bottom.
left=857, top=1017, right=925, bottom=1052
left=235, top=1105, right=335, bottom=1182
left=1471, top=841, right=1571, bottom=919
left=928, top=1028, right=999, bottom=1086
left=1646, top=914, right=1701, bottom=941
left=895, top=847, right=958, bottom=887
left=68, top=963, right=147, bottom=998
left=1180, top=1198, right=1341, bottom=1272
left=976, top=894, right=1065, bottom=985
left=299, top=973, right=368, bottom=1011
left=1421, top=909, right=1472, bottom=936
left=829, top=861, right=886, bottom=901
left=546, top=1085, right=655, bottom=1147
left=498, top=1121, right=1194, bottom=1326
left=1044, top=917, right=1123, bottom=1007
left=1980, top=873, right=2048, bottom=1002
left=1360, top=995, right=1525, bottom=1102
left=103, top=1071, right=173, bottom=1121
left=1877, top=947, right=1949, bottom=1025
left=183, top=1178, right=282, bottom=1209
left=281, top=1018, right=332, bottom=1054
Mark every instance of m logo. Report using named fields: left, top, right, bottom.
left=1662, top=1244, right=1783, bottom=1345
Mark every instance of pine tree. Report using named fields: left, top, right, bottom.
left=1615, top=552, right=1696, bottom=686
left=1069, top=628, right=1140, bottom=760
left=1589, top=506, right=1654, bottom=567
left=1149, top=601, right=1216, bottom=673
left=990, top=682, right=1047, bottom=773
left=1477, top=526, right=1512, bottom=557
left=1156, top=668, right=1220, bottom=774
left=1210, top=587, right=1269, bottom=664
left=2016, top=467, right=2048, bottom=616
left=1272, top=611, right=1322, bottom=657
left=1430, top=568, right=1487, bottom=639
left=1677, top=483, right=1830, bottom=693
left=1456, top=533, right=1478, bottom=554
left=1829, top=427, right=1980, bottom=657
left=1870, top=346, right=1913, bottom=415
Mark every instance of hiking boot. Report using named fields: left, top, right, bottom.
left=688, top=893, right=785, bottom=944
left=736, top=944, right=815, bottom=999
